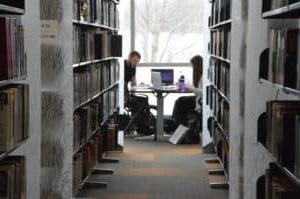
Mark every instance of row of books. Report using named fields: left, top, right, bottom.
left=74, top=87, right=119, bottom=151
left=209, top=0, right=231, bottom=26
left=73, top=0, right=119, bottom=28
left=0, top=156, right=25, bottom=199
left=74, top=103, right=100, bottom=152
left=101, top=0, right=119, bottom=28
left=73, top=134, right=101, bottom=195
left=0, top=84, right=29, bottom=154
left=73, top=27, right=94, bottom=64
left=210, top=26, right=231, bottom=60
left=267, top=28, right=300, bottom=90
left=74, top=60, right=119, bottom=107
left=262, top=101, right=300, bottom=180
left=0, top=17, right=26, bottom=81
left=73, top=26, right=122, bottom=64
left=102, top=88, right=119, bottom=122
left=206, top=85, right=230, bottom=137
left=208, top=59, right=230, bottom=98
left=263, top=0, right=300, bottom=11
left=207, top=117, right=229, bottom=174
left=73, top=124, right=118, bottom=195
left=264, top=163, right=300, bottom=199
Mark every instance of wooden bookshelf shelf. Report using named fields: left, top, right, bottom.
left=210, top=54, right=231, bottom=64
left=209, top=19, right=232, bottom=29
left=72, top=57, right=119, bottom=68
left=214, top=117, right=229, bottom=141
left=74, top=82, right=119, bottom=111
left=72, top=20, right=119, bottom=31
left=262, top=2, right=300, bottom=18
left=0, top=137, right=28, bottom=161
left=273, top=162, right=300, bottom=188
left=211, top=84, right=230, bottom=103
left=0, top=76, right=27, bottom=87
left=259, top=79, right=300, bottom=96
left=73, top=127, right=100, bottom=156
left=0, top=4, right=25, bottom=14
left=212, top=155, right=229, bottom=183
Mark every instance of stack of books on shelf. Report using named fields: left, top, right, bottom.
left=208, top=59, right=230, bottom=98
left=73, top=29, right=122, bottom=64
left=0, top=17, right=26, bottom=81
left=73, top=134, right=101, bottom=194
left=258, top=101, right=300, bottom=198
left=206, top=86, right=229, bottom=138
left=266, top=28, right=300, bottom=90
left=73, top=103, right=100, bottom=152
left=73, top=27, right=95, bottom=63
left=73, top=60, right=119, bottom=107
left=207, top=116, right=229, bottom=175
left=101, top=0, right=119, bottom=28
left=73, top=0, right=119, bottom=29
left=0, top=156, right=25, bottom=199
left=265, top=163, right=300, bottom=199
left=210, top=27, right=231, bottom=60
left=264, top=101, right=300, bottom=179
left=0, top=84, right=29, bottom=154
left=208, top=0, right=231, bottom=27
left=94, top=32, right=122, bottom=59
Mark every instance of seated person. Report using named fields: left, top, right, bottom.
left=124, top=51, right=155, bottom=135
left=124, top=51, right=141, bottom=101
left=167, top=55, right=203, bottom=143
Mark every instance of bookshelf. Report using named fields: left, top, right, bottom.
left=226, top=0, right=300, bottom=199
left=72, top=0, right=122, bottom=196
left=262, top=1, right=300, bottom=18
left=0, top=1, right=28, bottom=198
left=204, top=0, right=231, bottom=188
left=0, top=0, right=42, bottom=198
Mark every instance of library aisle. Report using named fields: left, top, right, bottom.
left=77, top=139, right=228, bottom=199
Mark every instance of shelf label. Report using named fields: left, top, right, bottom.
left=41, top=20, right=58, bottom=44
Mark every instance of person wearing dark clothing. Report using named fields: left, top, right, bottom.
left=124, top=51, right=140, bottom=102
left=166, top=55, right=203, bottom=143
left=123, top=51, right=154, bottom=135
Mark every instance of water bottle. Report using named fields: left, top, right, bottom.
left=179, top=74, right=186, bottom=92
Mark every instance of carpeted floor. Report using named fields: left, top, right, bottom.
left=77, top=138, right=228, bottom=199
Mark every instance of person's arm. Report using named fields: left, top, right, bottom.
left=131, top=76, right=137, bottom=86
left=188, top=85, right=202, bottom=97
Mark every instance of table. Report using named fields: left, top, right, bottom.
left=130, top=86, right=193, bottom=141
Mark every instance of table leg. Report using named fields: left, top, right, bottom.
left=156, top=92, right=169, bottom=141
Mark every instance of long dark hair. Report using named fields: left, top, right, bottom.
left=190, top=55, right=203, bottom=87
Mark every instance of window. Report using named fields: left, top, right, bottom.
left=120, top=0, right=208, bottom=63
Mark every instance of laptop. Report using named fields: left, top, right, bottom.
left=151, top=71, right=162, bottom=89
left=151, top=69, right=174, bottom=86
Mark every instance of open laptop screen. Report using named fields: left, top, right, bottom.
left=151, top=69, right=174, bottom=85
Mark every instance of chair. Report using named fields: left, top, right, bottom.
left=124, top=94, right=157, bottom=135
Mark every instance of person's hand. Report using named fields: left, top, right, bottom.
left=186, top=83, right=193, bottom=91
